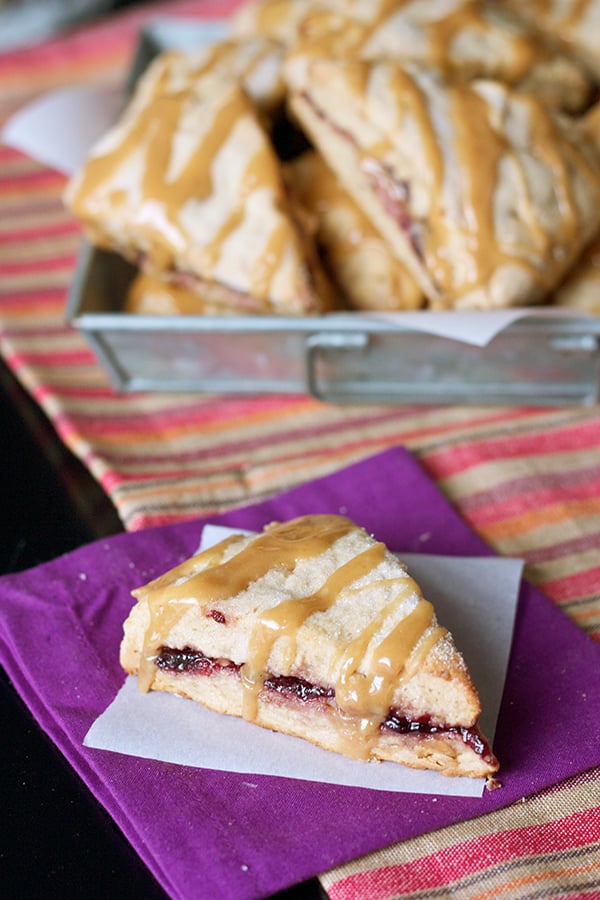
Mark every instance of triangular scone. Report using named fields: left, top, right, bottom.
left=229, top=0, right=393, bottom=46
left=552, top=234, right=600, bottom=316
left=121, top=514, right=499, bottom=779
left=287, top=58, right=600, bottom=309
left=64, top=60, right=335, bottom=315
left=503, top=0, right=600, bottom=82
left=286, top=151, right=424, bottom=310
left=127, top=37, right=288, bottom=118
left=287, top=1, right=592, bottom=115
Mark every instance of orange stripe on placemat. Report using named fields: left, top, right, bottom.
left=469, top=861, right=600, bottom=900
left=378, top=406, right=530, bottom=442
left=327, top=807, right=600, bottom=899
left=46, top=397, right=324, bottom=442
left=478, top=498, right=600, bottom=542
left=4, top=347, right=96, bottom=370
left=425, top=419, right=600, bottom=479
left=464, top=477, right=600, bottom=528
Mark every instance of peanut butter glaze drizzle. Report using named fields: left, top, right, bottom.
left=296, top=1, right=546, bottom=85
left=68, top=65, right=298, bottom=306
left=135, top=515, right=446, bottom=758
left=330, top=61, right=587, bottom=300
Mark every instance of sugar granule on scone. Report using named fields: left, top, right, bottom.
left=121, top=514, right=500, bottom=780
left=286, top=57, right=600, bottom=310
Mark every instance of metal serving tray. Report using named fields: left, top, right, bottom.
left=67, top=243, right=600, bottom=405
left=65, top=18, right=600, bottom=405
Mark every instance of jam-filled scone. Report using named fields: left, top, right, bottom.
left=121, top=514, right=499, bottom=779
left=503, top=0, right=600, bottom=82
left=229, top=0, right=393, bottom=47
left=286, top=152, right=424, bottom=310
left=293, top=0, right=592, bottom=115
left=64, top=59, right=335, bottom=315
left=130, top=37, right=288, bottom=118
left=286, top=58, right=600, bottom=310
left=552, top=235, right=600, bottom=316
left=124, top=271, right=242, bottom=316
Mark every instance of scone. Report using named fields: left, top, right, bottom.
left=130, top=37, right=288, bottom=117
left=121, top=514, right=499, bottom=779
left=124, top=270, right=241, bottom=316
left=503, top=0, right=600, bottom=82
left=287, top=58, right=600, bottom=310
left=229, top=0, right=394, bottom=46
left=286, top=151, right=424, bottom=310
left=287, top=0, right=592, bottom=115
left=64, top=57, right=335, bottom=315
left=552, top=234, right=600, bottom=316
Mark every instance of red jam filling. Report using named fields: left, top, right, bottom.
left=155, top=646, right=492, bottom=759
left=383, top=710, right=490, bottom=757
left=361, top=157, right=424, bottom=260
left=155, top=646, right=239, bottom=676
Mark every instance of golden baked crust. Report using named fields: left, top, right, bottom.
left=286, top=57, right=600, bottom=310
left=124, top=270, right=243, bottom=316
left=120, top=514, right=499, bottom=778
left=241, top=0, right=592, bottom=114
left=553, top=234, right=600, bottom=316
left=286, top=151, right=424, bottom=310
left=230, top=0, right=394, bottom=46
left=503, top=0, right=600, bottom=81
left=133, top=36, right=288, bottom=116
left=64, top=54, right=336, bottom=315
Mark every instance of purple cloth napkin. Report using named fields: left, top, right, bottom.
left=1, top=447, right=599, bottom=900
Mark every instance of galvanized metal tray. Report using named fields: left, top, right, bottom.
left=65, top=19, right=600, bottom=405
left=66, top=242, right=600, bottom=404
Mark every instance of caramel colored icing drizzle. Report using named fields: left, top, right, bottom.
left=287, top=152, right=423, bottom=309
left=135, top=515, right=445, bottom=754
left=293, top=0, right=552, bottom=85
left=311, top=59, right=596, bottom=301
left=66, top=54, right=302, bottom=308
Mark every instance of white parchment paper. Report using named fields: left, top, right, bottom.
left=85, top=524, right=523, bottom=798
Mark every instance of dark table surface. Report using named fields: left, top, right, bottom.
left=1, top=360, right=323, bottom=900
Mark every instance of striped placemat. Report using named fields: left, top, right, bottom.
left=1, top=2, right=599, bottom=897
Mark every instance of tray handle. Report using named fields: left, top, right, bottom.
left=305, top=331, right=369, bottom=401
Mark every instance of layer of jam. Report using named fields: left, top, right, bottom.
left=298, top=92, right=425, bottom=261
left=361, top=158, right=424, bottom=260
left=155, top=646, right=492, bottom=760
left=155, top=646, right=239, bottom=676
left=383, top=710, right=492, bottom=759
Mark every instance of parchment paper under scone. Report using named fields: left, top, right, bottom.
left=287, top=56, right=600, bottom=310
left=121, top=514, right=500, bottom=779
